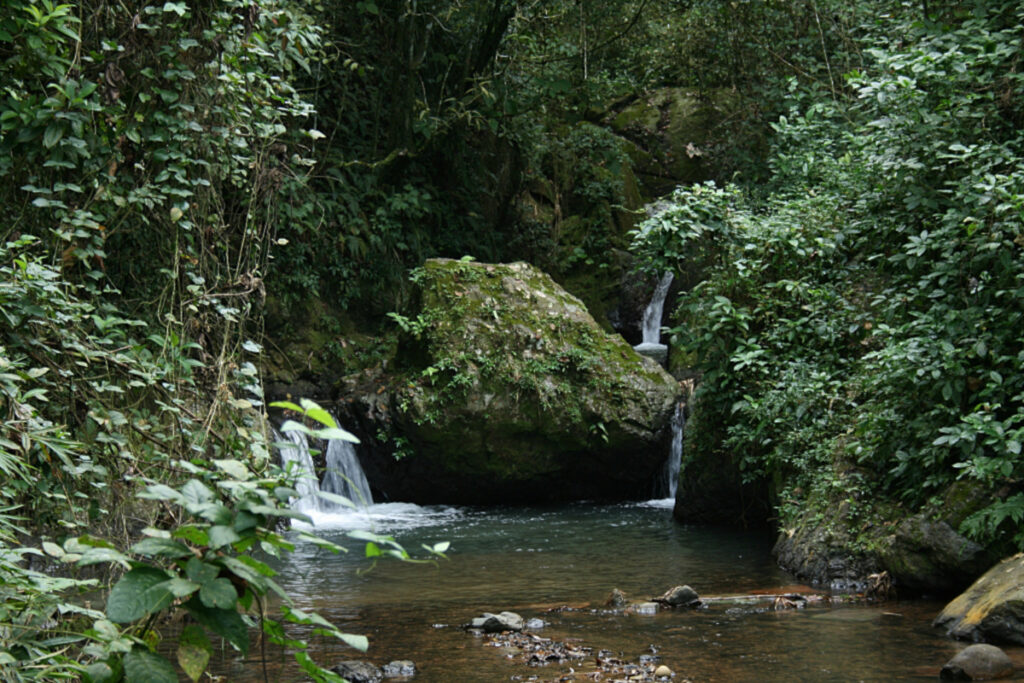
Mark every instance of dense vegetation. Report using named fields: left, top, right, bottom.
left=1, top=0, right=1021, bottom=678
left=635, top=0, right=1024, bottom=552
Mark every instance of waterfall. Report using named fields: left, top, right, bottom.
left=663, top=402, right=684, bottom=499
left=321, top=437, right=374, bottom=508
left=276, top=428, right=320, bottom=513
left=641, top=271, right=675, bottom=344
left=275, top=415, right=373, bottom=514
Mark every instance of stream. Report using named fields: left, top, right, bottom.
left=205, top=500, right=1024, bottom=682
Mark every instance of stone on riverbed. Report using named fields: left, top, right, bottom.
left=382, top=660, right=416, bottom=678
left=939, top=644, right=1014, bottom=680
left=653, top=584, right=701, bottom=607
left=606, top=588, right=628, bottom=607
left=464, top=611, right=524, bottom=633
left=654, top=664, right=674, bottom=678
left=330, top=660, right=383, bottom=683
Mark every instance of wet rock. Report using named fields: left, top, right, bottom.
left=654, top=664, right=674, bottom=678
left=940, top=644, right=1014, bottom=680
left=382, top=660, right=416, bottom=678
left=935, top=554, right=1024, bottom=645
left=330, top=661, right=383, bottom=683
left=465, top=611, right=524, bottom=633
left=606, top=588, right=628, bottom=607
left=524, top=617, right=546, bottom=630
left=653, top=585, right=700, bottom=607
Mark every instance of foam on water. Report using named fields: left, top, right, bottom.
left=291, top=502, right=463, bottom=534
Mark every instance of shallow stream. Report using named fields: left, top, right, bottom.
left=209, top=501, right=1024, bottom=681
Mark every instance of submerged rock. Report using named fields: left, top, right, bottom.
left=606, top=588, right=628, bottom=608
left=940, top=644, right=1014, bottom=680
left=330, top=661, right=383, bottom=683
left=465, top=611, right=525, bottom=633
left=934, top=554, right=1024, bottom=645
left=382, top=660, right=416, bottom=678
left=368, top=259, right=679, bottom=503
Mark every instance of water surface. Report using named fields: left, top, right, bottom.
left=210, top=501, right=1024, bottom=681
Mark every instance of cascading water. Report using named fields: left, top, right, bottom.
left=276, top=428, right=321, bottom=513
left=321, top=437, right=373, bottom=509
left=641, top=271, right=675, bottom=344
left=662, top=401, right=684, bottom=499
left=275, top=415, right=374, bottom=517
left=633, top=271, right=674, bottom=365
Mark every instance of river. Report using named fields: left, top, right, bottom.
left=207, top=500, right=1023, bottom=681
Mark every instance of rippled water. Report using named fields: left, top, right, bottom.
left=207, top=501, right=1024, bottom=682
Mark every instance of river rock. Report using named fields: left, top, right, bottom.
left=465, top=611, right=524, bottom=633
left=939, top=644, right=1014, bottom=680
left=330, top=661, right=383, bottom=683
left=382, top=660, right=416, bottom=677
left=368, top=259, right=679, bottom=503
left=934, top=554, right=1024, bottom=645
left=606, top=588, right=628, bottom=607
left=654, top=664, right=674, bottom=678
left=653, top=585, right=700, bottom=607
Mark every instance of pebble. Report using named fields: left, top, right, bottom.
left=654, top=664, right=673, bottom=678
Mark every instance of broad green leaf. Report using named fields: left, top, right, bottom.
left=311, top=426, right=359, bottom=443
left=123, top=647, right=177, bottom=683
left=184, top=598, right=249, bottom=654
left=130, top=537, right=192, bottom=558
left=316, top=490, right=356, bottom=509
left=208, top=525, right=241, bottom=549
left=199, top=577, right=237, bottom=610
left=155, top=577, right=200, bottom=598
left=213, top=459, right=251, bottom=481
left=269, top=400, right=303, bottom=413
left=106, top=567, right=171, bottom=623
left=177, top=624, right=212, bottom=682
left=82, top=660, right=119, bottom=683
left=185, top=557, right=220, bottom=585
left=77, top=546, right=131, bottom=569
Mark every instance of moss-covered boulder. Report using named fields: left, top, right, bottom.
left=935, top=554, right=1024, bottom=645
left=377, top=258, right=679, bottom=503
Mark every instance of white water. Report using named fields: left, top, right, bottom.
left=640, top=271, right=674, bottom=344
left=321, top=437, right=374, bottom=509
left=275, top=416, right=375, bottom=522
left=646, top=400, right=685, bottom=506
left=275, top=428, right=321, bottom=513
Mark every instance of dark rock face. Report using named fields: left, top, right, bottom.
left=771, top=480, right=998, bottom=595
left=331, top=661, right=383, bottom=683
left=935, top=554, right=1024, bottom=645
left=940, top=644, right=1014, bottom=681
left=344, top=259, right=680, bottom=504
left=773, top=521, right=882, bottom=593
left=876, top=516, right=991, bottom=593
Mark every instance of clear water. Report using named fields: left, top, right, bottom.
left=208, top=502, right=1024, bottom=682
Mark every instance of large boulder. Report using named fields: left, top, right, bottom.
left=934, top=554, right=1024, bottom=645
left=365, top=259, right=679, bottom=503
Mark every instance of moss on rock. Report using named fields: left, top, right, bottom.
left=386, top=258, right=679, bottom=502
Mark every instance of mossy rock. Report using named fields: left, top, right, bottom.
left=935, top=553, right=1024, bottom=644
left=384, top=258, right=680, bottom=502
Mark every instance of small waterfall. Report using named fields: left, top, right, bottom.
left=275, top=415, right=373, bottom=514
left=276, top=428, right=320, bottom=513
left=641, top=271, right=675, bottom=344
left=321, top=438, right=374, bottom=508
left=663, top=402, right=685, bottom=499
